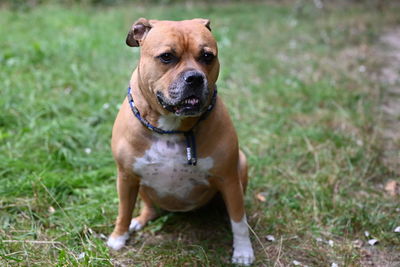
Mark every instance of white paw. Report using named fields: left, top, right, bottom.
left=106, top=232, right=129, bottom=250
left=232, top=245, right=255, bottom=266
left=129, top=219, right=143, bottom=232
left=230, top=216, right=255, bottom=265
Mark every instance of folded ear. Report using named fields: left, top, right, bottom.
left=192, top=18, right=211, bottom=31
left=126, top=18, right=153, bottom=47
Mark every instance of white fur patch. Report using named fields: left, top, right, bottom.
left=107, top=232, right=129, bottom=250
left=129, top=219, right=143, bottom=232
left=231, top=215, right=255, bottom=265
left=133, top=134, right=213, bottom=210
left=157, top=115, right=183, bottom=131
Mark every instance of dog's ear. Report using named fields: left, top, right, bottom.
left=126, top=18, right=154, bottom=47
left=192, top=18, right=211, bottom=31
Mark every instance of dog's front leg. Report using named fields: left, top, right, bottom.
left=218, top=178, right=255, bottom=266
left=107, top=170, right=139, bottom=250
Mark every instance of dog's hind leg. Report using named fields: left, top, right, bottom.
left=129, top=187, right=158, bottom=232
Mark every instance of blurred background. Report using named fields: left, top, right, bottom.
left=1, top=0, right=399, bottom=266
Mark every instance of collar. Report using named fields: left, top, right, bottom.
left=127, top=86, right=218, bottom=165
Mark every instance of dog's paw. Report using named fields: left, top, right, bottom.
left=107, top=232, right=129, bottom=250
left=232, top=245, right=255, bottom=266
left=129, top=219, right=143, bottom=232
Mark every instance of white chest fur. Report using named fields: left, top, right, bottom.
left=133, top=135, right=214, bottom=202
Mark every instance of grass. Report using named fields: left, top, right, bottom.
left=1, top=1, right=400, bottom=266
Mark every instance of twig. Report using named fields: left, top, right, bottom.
left=189, top=245, right=210, bottom=266
left=3, top=240, right=63, bottom=245
left=245, top=220, right=269, bottom=261
left=4, top=251, right=24, bottom=257
left=303, top=135, right=320, bottom=174
left=273, top=237, right=283, bottom=267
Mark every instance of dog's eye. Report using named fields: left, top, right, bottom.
left=158, top=53, right=175, bottom=64
left=199, top=51, right=215, bottom=64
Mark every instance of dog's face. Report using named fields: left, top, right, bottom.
left=127, top=18, right=219, bottom=117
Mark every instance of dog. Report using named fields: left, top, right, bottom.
left=107, top=18, right=254, bottom=265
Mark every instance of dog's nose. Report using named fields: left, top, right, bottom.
left=183, top=71, right=204, bottom=86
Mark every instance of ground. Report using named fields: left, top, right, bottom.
left=379, top=29, right=400, bottom=175
left=0, top=1, right=399, bottom=266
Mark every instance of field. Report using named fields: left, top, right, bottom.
left=1, top=1, right=400, bottom=266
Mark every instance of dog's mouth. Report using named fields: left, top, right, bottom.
left=157, top=93, right=202, bottom=116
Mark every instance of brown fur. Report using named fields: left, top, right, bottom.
left=110, top=19, right=249, bottom=239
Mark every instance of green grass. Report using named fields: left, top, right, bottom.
left=1, top=1, right=400, bottom=266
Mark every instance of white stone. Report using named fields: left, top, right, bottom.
left=78, top=252, right=85, bottom=260
left=368, top=239, right=379, bottom=246
left=266, top=235, right=275, bottom=242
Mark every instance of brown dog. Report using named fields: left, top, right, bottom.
left=107, top=18, right=254, bottom=265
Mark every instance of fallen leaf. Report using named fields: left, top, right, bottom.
left=385, top=180, right=398, bottom=196
left=255, top=192, right=267, bottom=202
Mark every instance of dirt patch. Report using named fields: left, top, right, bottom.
left=378, top=29, right=400, bottom=175
left=360, top=247, right=400, bottom=267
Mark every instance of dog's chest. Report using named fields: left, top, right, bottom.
left=133, top=135, right=213, bottom=200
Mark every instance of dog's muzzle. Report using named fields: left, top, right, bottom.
left=157, top=69, right=209, bottom=116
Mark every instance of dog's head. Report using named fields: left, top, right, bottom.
left=127, top=18, right=219, bottom=117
